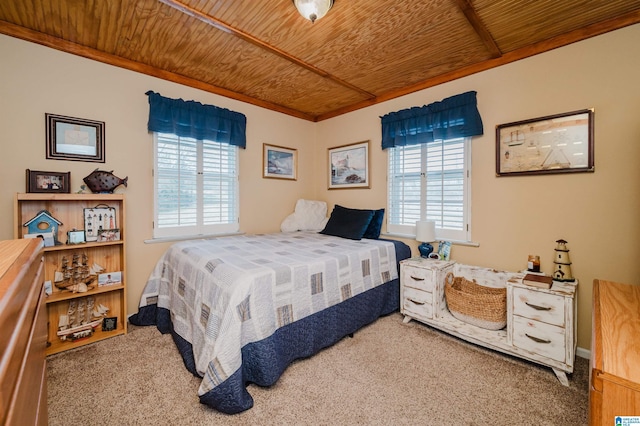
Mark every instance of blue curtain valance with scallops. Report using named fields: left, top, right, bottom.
left=146, top=91, right=247, bottom=149
left=380, top=91, right=483, bottom=149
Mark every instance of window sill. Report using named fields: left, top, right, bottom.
left=381, top=232, right=480, bottom=247
left=144, top=231, right=245, bottom=244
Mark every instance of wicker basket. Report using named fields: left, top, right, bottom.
left=444, top=272, right=507, bottom=330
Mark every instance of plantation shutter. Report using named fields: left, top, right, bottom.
left=388, top=137, right=469, bottom=241
left=154, top=133, right=238, bottom=238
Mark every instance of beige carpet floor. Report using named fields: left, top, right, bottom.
left=47, top=312, right=589, bottom=425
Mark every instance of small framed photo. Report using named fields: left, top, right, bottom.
left=102, top=317, right=117, bottom=332
left=24, top=232, right=55, bottom=247
left=67, top=230, right=86, bottom=245
left=98, top=271, right=122, bottom=287
left=46, top=113, right=105, bottom=163
left=328, top=140, right=370, bottom=189
left=437, top=241, right=452, bottom=261
left=44, top=280, right=52, bottom=296
left=263, top=144, right=297, bottom=180
left=26, top=169, right=71, bottom=193
left=97, top=228, right=120, bottom=242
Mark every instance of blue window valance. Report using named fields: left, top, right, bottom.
left=380, top=91, right=483, bottom=149
left=146, top=91, right=247, bottom=149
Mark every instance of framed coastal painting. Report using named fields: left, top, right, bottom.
left=496, top=109, right=594, bottom=176
left=328, top=140, right=370, bottom=189
left=46, top=113, right=105, bottom=163
left=263, top=144, right=297, bottom=180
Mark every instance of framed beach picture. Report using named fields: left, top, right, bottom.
left=328, top=140, right=370, bottom=189
left=263, top=144, right=297, bottom=180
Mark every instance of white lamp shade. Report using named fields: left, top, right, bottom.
left=415, top=220, right=436, bottom=243
left=293, top=0, right=333, bottom=22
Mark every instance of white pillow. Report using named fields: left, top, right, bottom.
left=280, top=199, right=328, bottom=232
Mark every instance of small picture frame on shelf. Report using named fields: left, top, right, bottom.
left=98, top=271, right=122, bottom=287
left=102, top=317, right=117, bottom=332
left=97, top=228, right=120, bottom=242
left=26, top=169, right=71, bottom=193
left=66, top=229, right=86, bottom=245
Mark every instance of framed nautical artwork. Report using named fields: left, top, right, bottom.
left=83, top=205, right=117, bottom=242
left=328, top=140, right=370, bottom=189
left=263, top=143, right=297, bottom=180
left=496, top=109, right=594, bottom=176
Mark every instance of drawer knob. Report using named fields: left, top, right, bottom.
left=525, top=333, right=551, bottom=344
left=410, top=275, right=425, bottom=281
left=525, top=302, right=551, bottom=311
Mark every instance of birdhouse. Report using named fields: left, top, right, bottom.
left=552, top=239, right=575, bottom=282
left=23, top=210, right=63, bottom=246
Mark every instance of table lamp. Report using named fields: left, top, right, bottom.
left=416, top=220, right=436, bottom=258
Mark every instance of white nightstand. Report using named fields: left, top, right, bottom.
left=400, top=257, right=454, bottom=323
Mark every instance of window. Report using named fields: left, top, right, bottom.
left=387, top=137, right=470, bottom=241
left=153, top=132, right=239, bottom=238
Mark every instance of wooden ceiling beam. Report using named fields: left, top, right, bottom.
left=316, top=10, right=640, bottom=121
left=0, top=19, right=317, bottom=121
left=453, top=0, right=502, bottom=58
left=159, top=0, right=376, bottom=100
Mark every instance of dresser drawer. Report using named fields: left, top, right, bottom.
left=402, top=265, right=435, bottom=292
left=402, top=287, right=433, bottom=320
left=512, top=315, right=566, bottom=362
left=513, top=287, right=565, bottom=327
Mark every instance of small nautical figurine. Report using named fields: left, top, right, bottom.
left=552, top=239, right=575, bottom=282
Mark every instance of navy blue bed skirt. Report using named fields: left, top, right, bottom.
left=129, top=239, right=410, bottom=413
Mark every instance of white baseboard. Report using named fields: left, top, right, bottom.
left=576, top=346, right=590, bottom=360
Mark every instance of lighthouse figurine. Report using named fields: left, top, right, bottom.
left=552, top=239, right=575, bottom=282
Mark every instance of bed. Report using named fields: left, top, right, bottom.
left=130, top=204, right=410, bottom=414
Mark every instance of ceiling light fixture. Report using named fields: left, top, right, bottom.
left=293, top=0, right=334, bottom=23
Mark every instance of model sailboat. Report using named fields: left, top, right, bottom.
left=54, top=254, right=104, bottom=293
left=57, top=296, right=110, bottom=341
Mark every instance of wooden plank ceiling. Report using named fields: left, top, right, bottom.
left=1, top=0, right=639, bottom=121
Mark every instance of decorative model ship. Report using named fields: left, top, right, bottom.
left=57, top=296, right=110, bottom=341
left=54, top=253, right=104, bottom=293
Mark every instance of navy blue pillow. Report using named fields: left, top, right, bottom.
left=363, top=208, right=385, bottom=239
left=320, top=205, right=375, bottom=240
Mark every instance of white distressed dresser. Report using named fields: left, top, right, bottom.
left=400, top=257, right=577, bottom=385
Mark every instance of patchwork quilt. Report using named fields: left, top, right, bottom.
left=132, top=231, right=407, bottom=413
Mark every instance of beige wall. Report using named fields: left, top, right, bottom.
left=1, top=24, right=639, bottom=353
left=0, top=34, right=316, bottom=318
left=316, top=24, right=640, bottom=352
